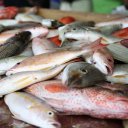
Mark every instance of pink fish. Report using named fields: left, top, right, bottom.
left=25, top=80, right=128, bottom=119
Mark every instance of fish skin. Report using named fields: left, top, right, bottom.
left=0, top=31, right=31, bottom=59
left=106, top=64, right=128, bottom=84
left=58, top=115, right=123, bottom=128
left=0, top=64, right=67, bottom=97
left=6, top=38, right=105, bottom=75
left=85, top=48, right=114, bottom=75
left=4, top=92, right=61, bottom=128
left=62, top=62, right=106, bottom=88
left=0, top=55, right=28, bottom=75
left=32, top=37, right=57, bottom=55
left=25, top=82, right=128, bottom=119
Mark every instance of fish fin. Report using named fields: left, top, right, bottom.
left=44, top=84, right=68, bottom=93
left=113, top=75, right=126, bottom=78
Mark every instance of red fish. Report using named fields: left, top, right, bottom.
left=25, top=80, right=128, bottom=119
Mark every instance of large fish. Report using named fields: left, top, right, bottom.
left=0, top=56, right=28, bottom=75
left=4, top=92, right=61, bottom=128
left=62, top=62, right=105, bottom=88
left=58, top=22, right=121, bottom=44
left=0, top=64, right=67, bottom=97
left=25, top=82, right=128, bottom=119
left=6, top=38, right=105, bottom=75
left=106, top=64, right=128, bottom=84
left=0, top=31, right=31, bottom=59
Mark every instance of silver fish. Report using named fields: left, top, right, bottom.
left=4, top=92, right=61, bottom=128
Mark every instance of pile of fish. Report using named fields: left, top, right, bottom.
left=0, top=6, right=128, bottom=128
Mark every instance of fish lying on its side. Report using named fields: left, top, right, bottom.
left=0, top=64, right=67, bottom=97
left=0, top=56, right=28, bottom=75
left=25, top=81, right=128, bottom=119
left=5, top=92, right=61, bottom=128
left=6, top=38, right=105, bottom=75
left=62, top=62, right=105, bottom=88
left=0, top=31, right=31, bottom=59
left=106, top=64, right=128, bottom=84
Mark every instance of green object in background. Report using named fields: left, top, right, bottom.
left=92, top=0, right=123, bottom=14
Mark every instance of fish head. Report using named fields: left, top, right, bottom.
left=92, top=49, right=114, bottom=75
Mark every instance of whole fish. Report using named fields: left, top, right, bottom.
left=25, top=83, right=128, bottom=119
left=4, top=92, right=61, bottom=128
left=0, top=56, right=27, bottom=75
left=6, top=38, right=105, bottom=75
left=85, top=48, right=114, bottom=75
left=106, top=64, right=128, bottom=84
left=62, top=62, right=105, bottom=88
left=15, top=13, right=43, bottom=23
left=0, top=64, right=67, bottom=97
left=58, top=22, right=121, bottom=44
left=0, top=31, right=31, bottom=59
left=58, top=115, right=123, bottom=128
left=32, top=37, right=57, bottom=55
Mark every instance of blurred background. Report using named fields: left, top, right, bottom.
left=1, top=0, right=128, bottom=15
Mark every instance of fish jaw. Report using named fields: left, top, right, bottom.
left=92, top=49, right=114, bottom=75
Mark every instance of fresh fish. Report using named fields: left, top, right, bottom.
left=0, top=31, right=31, bottom=59
left=25, top=82, right=128, bottom=119
left=0, top=64, right=67, bottom=97
left=85, top=48, right=114, bottom=75
left=41, top=19, right=63, bottom=29
left=32, top=37, right=57, bottom=55
left=4, top=92, right=61, bottom=128
left=58, top=22, right=121, bottom=44
left=15, top=13, right=43, bottom=23
left=2, top=25, right=49, bottom=39
left=62, top=62, right=105, bottom=88
left=96, top=17, right=128, bottom=28
left=0, top=56, right=28, bottom=75
left=106, top=64, right=128, bottom=84
left=58, top=115, right=123, bottom=128
left=6, top=38, right=105, bottom=75
left=0, top=19, right=18, bottom=26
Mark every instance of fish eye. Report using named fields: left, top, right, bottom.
left=17, top=62, right=20, bottom=65
left=80, top=69, right=88, bottom=74
left=48, top=111, right=54, bottom=116
left=72, top=28, right=76, bottom=30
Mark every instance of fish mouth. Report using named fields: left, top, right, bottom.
left=51, top=122, right=61, bottom=128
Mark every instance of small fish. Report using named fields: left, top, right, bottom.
left=0, top=64, right=67, bottom=96
left=62, top=62, right=105, bottom=88
left=106, top=64, right=128, bottom=84
left=15, top=13, right=43, bottom=23
left=0, top=6, right=18, bottom=19
left=58, top=22, right=121, bottom=44
left=25, top=82, right=128, bottom=119
left=0, top=31, right=31, bottom=59
left=0, top=55, right=28, bottom=75
left=58, top=115, right=123, bottom=128
left=41, top=19, right=63, bottom=29
left=4, top=92, right=61, bottom=128
left=32, top=37, right=57, bottom=55
left=6, top=38, right=105, bottom=75
left=85, top=48, right=114, bottom=75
